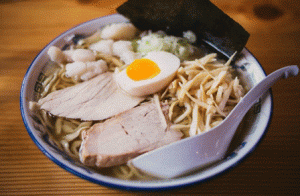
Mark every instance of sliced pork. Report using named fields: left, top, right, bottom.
left=38, top=72, right=145, bottom=121
left=79, top=101, right=183, bottom=168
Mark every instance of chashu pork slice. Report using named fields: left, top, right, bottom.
left=79, top=101, right=183, bottom=168
left=38, top=72, right=145, bottom=121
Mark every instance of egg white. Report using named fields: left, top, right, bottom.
left=114, top=51, right=180, bottom=97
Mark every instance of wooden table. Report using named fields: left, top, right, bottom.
left=1, top=0, right=299, bottom=195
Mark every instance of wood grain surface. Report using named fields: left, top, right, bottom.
left=1, top=0, right=299, bottom=195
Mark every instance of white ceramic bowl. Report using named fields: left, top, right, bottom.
left=20, top=14, right=273, bottom=191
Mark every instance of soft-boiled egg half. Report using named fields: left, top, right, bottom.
left=114, top=51, right=180, bottom=97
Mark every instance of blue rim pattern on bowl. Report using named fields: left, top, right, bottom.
left=20, top=13, right=273, bottom=191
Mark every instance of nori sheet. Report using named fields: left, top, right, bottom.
left=117, top=0, right=250, bottom=59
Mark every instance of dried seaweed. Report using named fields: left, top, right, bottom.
left=117, top=0, right=250, bottom=59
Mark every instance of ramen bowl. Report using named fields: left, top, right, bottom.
left=20, top=14, right=273, bottom=191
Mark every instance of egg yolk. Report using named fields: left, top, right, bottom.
left=126, top=58, right=161, bottom=81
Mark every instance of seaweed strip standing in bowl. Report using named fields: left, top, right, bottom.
left=117, top=0, right=250, bottom=60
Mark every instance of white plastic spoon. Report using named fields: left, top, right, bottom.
left=130, top=65, right=299, bottom=179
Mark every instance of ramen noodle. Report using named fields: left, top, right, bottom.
left=30, top=23, right=245, bottom=180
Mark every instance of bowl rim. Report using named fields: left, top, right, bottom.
left=20, top=13, right=273, bottom=191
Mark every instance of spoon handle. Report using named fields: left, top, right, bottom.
left=226, top=65, right=299, bottom=125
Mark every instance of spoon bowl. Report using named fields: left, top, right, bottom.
left=130, top=65, right=299, bottom=179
